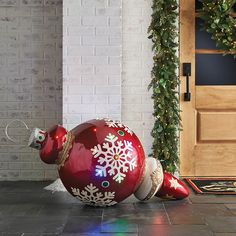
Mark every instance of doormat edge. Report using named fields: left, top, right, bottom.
left=184, top=177, right=236, bottom=195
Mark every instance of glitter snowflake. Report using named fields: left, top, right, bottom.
left=103, top=118, right=133, bottom=135
left=91, top=133, right=137, bottom=183
left=71, top=183, right=117, bottom=207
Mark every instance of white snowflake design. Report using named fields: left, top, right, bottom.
left=71, top=183, right=117, bottom=207
left=103, top=118, right=133, bottom=135
left=91, top=133, right=137, bottom=183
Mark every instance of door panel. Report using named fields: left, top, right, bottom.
left=197, top=112, right=236, bottom=141
left=196, top=86, right=236, bottom=109
left=180, top=0, right=236, bottom=176
left=195, top=144, right=236, bottom=176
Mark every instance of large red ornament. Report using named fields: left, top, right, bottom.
left=155, top=172, right=189, bottom=200
left=29, top=118, right=145, bottom=206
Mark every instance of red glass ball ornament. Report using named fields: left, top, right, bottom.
left=29, top=119, right=145, bottom=206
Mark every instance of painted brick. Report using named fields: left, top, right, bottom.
left=108, top=76, right=120, bottom=85
left=0, top=170, right=20, bottom=180
left=109, top=0, right=121, bottom=7
left=8, top=93, right=32, bottom=102
left=9, top=162, right=32, bottom=170
left=0, top=0, right=17, bottom=6
left=81, top=114, right=107, bottom=122
left=82, top=56, right=108, bottom=65
left=63, top=0, right=122, bottom=140
left=67, top=26, right=95, bottom=36
left=0, top=103, right=19, bottom=110
left=0, top=162, right=8, bottom=169
left=122, top=112, right=142, bottom=121
left=95, top=65, right=120, bottom=75
left=108, top=56, right=120, bottom=65
left=82, top=95, right=108, bottom=104
left=67, top=46, right=94, bottom=56
left=45, top=170, right=58, bottom=180
left=108, top=95, right=120, bottom=104
left=96, top=104, right=120, bottom=114
left=109, top=17, right=121, bottom=27
left=32, top=111, right=56, bottom=119
left=95, top=86, right=120, bottom=95
left=44, top=0, right=62, bottom=6
left=68, top=104, right=96, bottom=114
left=67, top=6, right=95, bottom=16
left=21, top=0, right=43, bottom=6
left=122, top=0, right=154, bottom=155
left=31, top=7, right=57, bottom=16
left=8, top=111, right=31, bottom=119
left=68, top=85, right=94, bottom=95
left=95, top=46, right=121, bottom=56
left=63, top=16, right=82, bottom=26
left=122, top=95, right=142, bottom=104
left=67, top=65, right=94, bottom=75
left=96, top=7, right=121, bottom=16
left=20, top=170, right=44, bottom=180
left=82, top=36, right=108, bottom=46
left=64, top=95, right=81, bottom=104
left=95, top=27, right=121, bottom=36
left=82, top=0, right=107, bottom=7
left=33, top=162, right=56, bottom=170
left=31, top=94, right=56, bottom=102
left=109, top=36, right=122, bottom=45
left=81, top=75, right=108, bottom=85
left=82, top=16, right=108, bottom=26
left=63, top=114, right=81, bottom=124
left=0, top=1, right=61, bottom=180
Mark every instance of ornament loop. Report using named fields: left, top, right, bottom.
left=5, top=119, right=30, bottom=144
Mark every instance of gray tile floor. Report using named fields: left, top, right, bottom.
left=0, top=181, right=236, bottom=236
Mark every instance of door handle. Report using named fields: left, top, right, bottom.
left=183, top=63, right=191, bottom=101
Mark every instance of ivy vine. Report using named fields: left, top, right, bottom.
left=147, top=0, right=236, bottom=174
left=148, top=0, right=180, bottom=174
left=199, top=0, right=236, bottom=55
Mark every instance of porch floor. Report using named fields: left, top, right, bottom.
left=0, top=181, right=236, bottom=236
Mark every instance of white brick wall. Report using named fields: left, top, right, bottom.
left=63, top=0, right=153, bottom=156
left=0, top=0, right=154, bottom=180
left=63, top=0, right=122, bottom=130
left=0, top=0, right=62, bottom=180
left=122, top=0, right=154, bottom=156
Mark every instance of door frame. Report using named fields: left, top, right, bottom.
left=179, top=0, right=196, bottom=177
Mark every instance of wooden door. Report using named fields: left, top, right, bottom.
left=180, top=0, right=236, bottom=177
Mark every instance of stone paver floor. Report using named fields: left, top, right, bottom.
left=0, top=181, right=236, bottom=236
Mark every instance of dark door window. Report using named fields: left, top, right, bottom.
left=195, top=0, right=236, bottom=85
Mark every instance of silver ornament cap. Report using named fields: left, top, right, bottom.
left=28, top=128, right=47, bottom=150
left=134, top=157, right=164, bottom=201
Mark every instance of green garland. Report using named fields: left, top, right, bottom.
left=148, top=0, right=180, bottom=174
left=199, top=0, right=236, bottom=54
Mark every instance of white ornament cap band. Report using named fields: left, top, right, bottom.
left=134, top=157, right=164, bottom=201
left=28, top=128, right=47, bottom=150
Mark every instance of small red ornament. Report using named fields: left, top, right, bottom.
left=29, top=118, right=145, bottom=206
left=155, top=172, right=189, bottom=200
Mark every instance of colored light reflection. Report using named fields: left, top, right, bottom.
left=80, top=218, right=131, bottom=235
left=101, top=219, right=133, bottom=235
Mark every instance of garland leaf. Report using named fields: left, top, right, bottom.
left=148, top=0, right=180, bottom=174
left=199, top=0, right=236, bottom=55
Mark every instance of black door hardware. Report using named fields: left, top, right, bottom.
left=183, top=63, right=191, bottom=101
